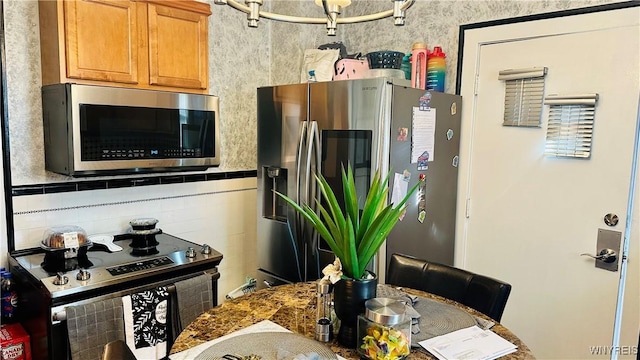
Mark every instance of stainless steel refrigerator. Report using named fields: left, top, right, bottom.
left=256, top=78, right=462, bottom=288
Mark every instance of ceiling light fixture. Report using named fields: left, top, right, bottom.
left=213, top=0, right=415, bottom=36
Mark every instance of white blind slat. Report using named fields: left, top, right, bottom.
left=501, top=74, right=546, bottom=127
left=544, top=99, right=598, bottom=158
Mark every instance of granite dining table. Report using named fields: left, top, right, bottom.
left=170, top=282, right=535, bottom=359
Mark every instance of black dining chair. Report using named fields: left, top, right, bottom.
left=387, top=253, right=512, bottom=322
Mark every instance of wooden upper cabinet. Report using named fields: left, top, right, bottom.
left=147, top=1, right=210, bottom=89
left=39, top=0, right=210, bottom=93
left=64, top=0, right=139, bottom=84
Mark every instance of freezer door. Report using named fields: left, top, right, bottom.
left=385, top=88, right=462, bottom=269
left=256, top=83, right=311, bottom=283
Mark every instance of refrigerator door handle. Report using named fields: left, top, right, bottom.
left=296, top=121, right=308, bottom=204
left=307, top=121, right=322, bottom=256
left=295, top=121, right=308, bottom=226
left=304, top=121, right=317, bottom=207
left=310, top=121, right=322, bottom=210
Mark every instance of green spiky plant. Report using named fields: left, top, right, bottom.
left=276, top=164, right=422, bottom=280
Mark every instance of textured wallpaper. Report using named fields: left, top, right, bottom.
left=268, top=0, right=620, bottom=90
left=3, top=0, right=272, bottom=185
left=3, top=0, right=621, bottom=185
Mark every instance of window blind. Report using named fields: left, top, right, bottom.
left=544, top=94, right=599, bottom=158
left=498, top=67, right=547, bottom=127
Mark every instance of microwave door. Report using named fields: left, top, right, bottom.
left=199, top=118, right=208, bottom=155
left=196, top=112, right=215, bottom=156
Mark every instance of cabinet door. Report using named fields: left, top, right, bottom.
left=147, top=1, right=210, bottom=90
left=64, top=0, right=139, bottom=84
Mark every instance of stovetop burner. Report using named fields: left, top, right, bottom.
left=12, top=232, right=223, bottom=298
left=41, top=250, right=94, bottom=274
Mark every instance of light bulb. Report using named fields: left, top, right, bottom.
left=314, top=0, right=351, bottom=8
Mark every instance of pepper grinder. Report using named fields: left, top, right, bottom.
left=315, top=279, right=333, bottom=342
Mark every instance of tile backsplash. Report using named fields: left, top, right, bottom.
left=12, top=177, right=257, bottom=304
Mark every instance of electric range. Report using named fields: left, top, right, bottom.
left=12, top=232, right=222, bottom=299
left=8, top=232, right=223, bottom=360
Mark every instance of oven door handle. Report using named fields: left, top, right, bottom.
left=52, top=310, right=67, bottom=322
left=49, top=269, right=219, bottom=325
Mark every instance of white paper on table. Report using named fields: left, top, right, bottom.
left=418, top=325, right=517, bottom=360
left=411, top=107, right=437, bottom=164
left=391, top=173, right=409, bottom=221
left=169, top=320, right=347, bottom=360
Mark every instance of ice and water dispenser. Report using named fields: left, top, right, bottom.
left=262, top=166, right=288, bottom=222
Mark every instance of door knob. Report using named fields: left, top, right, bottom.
left=580, top=248, right=617, bottom=263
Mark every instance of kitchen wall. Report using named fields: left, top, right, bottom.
left=269, top=0, right=622, bottom=90
left=1, top=0, right=623, bottom=299
left=5, top=0, right=269, bottom=185
left=11, top=176, right=257, bottom=304
left=2, top=0, right=269, bottom=301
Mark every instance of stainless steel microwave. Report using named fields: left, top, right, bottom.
left=42, top=83, right=220, bottom=176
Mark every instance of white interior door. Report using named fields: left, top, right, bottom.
left=457, top=7, right=639, bottom=359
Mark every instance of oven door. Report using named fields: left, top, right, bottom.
left=49, top=270, right=219, bottom=360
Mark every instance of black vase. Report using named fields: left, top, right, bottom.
left=333, top=273, right=378, bottom=348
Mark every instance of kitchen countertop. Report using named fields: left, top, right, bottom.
left=171, top=282, right=535, bottom=359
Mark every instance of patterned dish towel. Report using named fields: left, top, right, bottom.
left=123, top=287, right=169, bottom=359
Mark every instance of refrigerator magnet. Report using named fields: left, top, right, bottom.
left=397, top=127, right=408, bottom=141
left=418, top=210, right=426, bottom=223
left=451, top=102, right=457, bottom=115
left=452, top=155, right=459, bottom=168
left=418, top=180, right=426, bottom=211
left=417, top=151, right=429, bottom=171
left=417, top=178, right=427, bottom=223
left=446, top=129, right=454, bottom=141
left=419, top=92, right=432, bottom=110
left=402, top=169, right=411, bottom=181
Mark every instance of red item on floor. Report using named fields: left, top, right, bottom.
left=0, top=323, right=31, bottom=360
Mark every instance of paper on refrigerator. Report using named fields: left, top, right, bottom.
left=411, top=107, right=436, bottom=168
left=391, top=172, right=409, bottom=220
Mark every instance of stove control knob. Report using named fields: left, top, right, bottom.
left=76, top=269, right=91, bottom=281
left=53, top=272, right=69, bottom=286
left=186, top=247, right=197, bottom=258
left=201, top=244, right=211, bottom=255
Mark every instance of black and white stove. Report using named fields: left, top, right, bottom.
left=13, top=232, right=221, bottom=299
left=8, top=232, right=223, bottom=360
